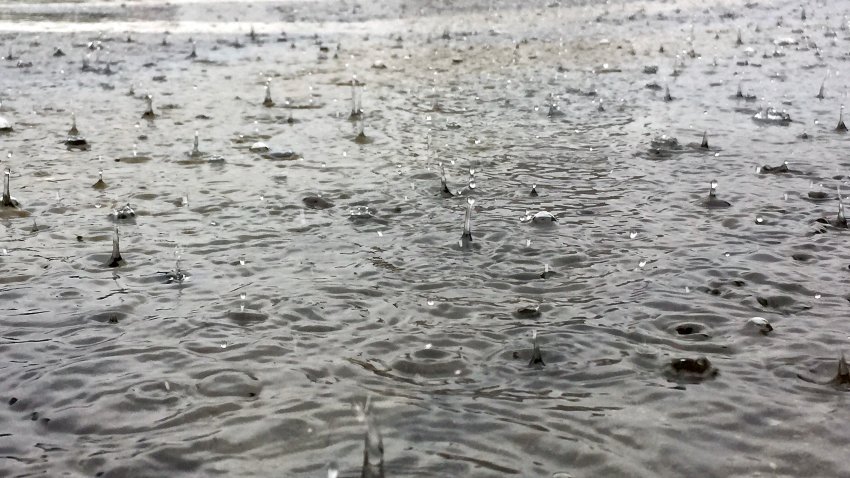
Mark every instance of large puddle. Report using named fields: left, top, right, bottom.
left=1, top=0, right=850, bottom=476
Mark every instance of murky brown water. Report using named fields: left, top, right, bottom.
left=2, top=0, right=850, bottom=476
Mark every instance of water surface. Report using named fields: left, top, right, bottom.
left=1, top=0, right=850, bottom=476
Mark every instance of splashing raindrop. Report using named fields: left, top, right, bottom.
left=836, top=105, right=847, bottom=132
left=439, top=163, right=453, bottom=197
left=703, top=179, right=731, bottom=208
left=360, top=409, right=385, bottom=478
left=529, top=330, right=545, bottom=367
left=92, top=169, right=107, bottom=189
left=142, top=94, right=156, bottom=119
left=459, top=197, right=474, bottom=249
left=2, top=167, right=19, bottom=208
left=107, top=227, right=124, bottom=267
left=262, top=80, right=274, bottom=107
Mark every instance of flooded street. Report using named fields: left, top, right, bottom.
left=1, top=0, right=850, bottom=476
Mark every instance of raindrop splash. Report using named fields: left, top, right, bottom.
left=142, top=94, right=156, bottom=119
left=1, top=167, right=19, bottom=208
left=836, top=105, right=847, bottom=132
left=349, top=76, right=362, bottom=119
left=703, top=179, right=731, bottom=208
left=107, top=227, right=124, bottom=267
left=459, top=197, right=474, bottom=249
left=263, top=80, right=274, bottom=107
left=360, top=408, right=385, bottom=478
left=529, top=330, right=545, bottom=367
left=190, top=130, right=202, bottom=157
left=92, top=169, right=107, bottom=189
left=439, top=163, right=453, bottom=197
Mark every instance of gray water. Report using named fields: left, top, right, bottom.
left=1, top=0, right=850, bottom=476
